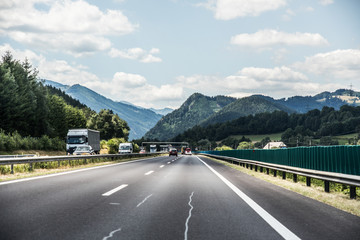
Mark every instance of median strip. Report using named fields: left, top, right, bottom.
left=102, top=184, right=128, bottom=196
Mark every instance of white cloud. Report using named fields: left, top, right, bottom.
left=200, top=0, right=287, bottom=20
left=230, top=29, right=329, bottom=48
left=176, top=66, right=343, bottom=99
left=0, top=0, right=137, bottom=56
left=85, top=72, right=183, bottom=108
left=109, top=47, right=162, bottom=63
left=292, top=49, right=360, bottom=80
left=0, top=43, right=99, bottom=85
left=319, top=0, right=334, bottom=6
left=282, top=8, right=295, bottom=21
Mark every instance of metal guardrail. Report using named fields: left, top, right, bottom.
left=0, top=154, right=36, bottom=159
left=200, top=153, right=360, bottom=199
left=0, top=153, right=162, bottom=174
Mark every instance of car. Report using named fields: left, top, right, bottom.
left=73, top=145, right=94, bottom=155
left=139, top=149, right=146, bottom=154
left=169, top=149, right=178, bottom=156
left=184, top=147, right=192, bottom=155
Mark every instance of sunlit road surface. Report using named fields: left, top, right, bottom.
left=1, top=155, right=359, bottom=240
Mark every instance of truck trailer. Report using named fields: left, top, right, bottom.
left=66, top=129, right=100, bottom=155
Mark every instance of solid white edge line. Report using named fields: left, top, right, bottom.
left=102, top=184, right=128, bottom=197
left=160, top=165, right=165, bottom=168
left=0, top=156, right=163, bottom=186
left=145, top=170, right=154, bottom=175
left=196, top=156, right=301, bottom=240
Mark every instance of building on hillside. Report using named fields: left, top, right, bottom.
left=263, top=141, right=287, bottom=149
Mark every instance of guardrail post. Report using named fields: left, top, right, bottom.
left=306, top=177, right=311, bottom=187
left=350, top=186, right=356, bottom=199
left=273, top=170, right=277, bottom=177
left=11, top=164, right=14, bottom=174
left=293, top=174, right=297, bottom=183
left=282, top=171, right=286, bottom=180
left=58, top=161, right=60, bottom=168
left=250, top=164, right=253, bottom=170
left=29, top=162, right=33, bottom=171
left=254, top=165, right=258, bottom=172
left=324, top=181, right=330, bottom=193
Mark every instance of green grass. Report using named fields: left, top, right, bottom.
left=230, top=132, right=283, bottom=142
left=333, top=133, right=358, bottom=145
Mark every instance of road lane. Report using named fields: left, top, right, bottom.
left=0, top=154, right=359, bottom=239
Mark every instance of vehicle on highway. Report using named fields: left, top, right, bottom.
left=119, top=142, right=133, bottom=154
left=184, top=147, right=192, bottom=155
left=73, top=145, right=94, bottom=155
left=169, top=148, right=178, bottom=156
left=66, top=129, right=100, bottom=155
left=139, top=149, right=146, bottom=154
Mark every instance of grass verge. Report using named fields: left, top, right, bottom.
left=209, top=157, right=360, bottom=217
left=0, top=156, right=152, bottom=182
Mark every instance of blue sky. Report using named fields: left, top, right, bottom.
left=1, top=0, right=359, bottom=109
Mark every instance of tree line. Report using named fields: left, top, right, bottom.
left=0, top=52, right=130, bottom=151
left=172, top=105, right=360, bottom=148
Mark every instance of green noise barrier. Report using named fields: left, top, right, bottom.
left=202, top=146, right=360, bottom=176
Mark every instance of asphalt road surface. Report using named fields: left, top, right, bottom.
left=0, top=155, right=359, bottom=240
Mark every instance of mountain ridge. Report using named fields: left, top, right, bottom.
left=144, top=89, right=360, bottom=141
left=44, top=80, right=164, bottom=140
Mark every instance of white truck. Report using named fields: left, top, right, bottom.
left=66, top=129, right=100, bottom=155
left=118, top=143, right=133, bottom=154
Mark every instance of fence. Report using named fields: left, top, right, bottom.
left=201, top=145, right=360, bottom=175
left=199, top=146, right=360, bottom=199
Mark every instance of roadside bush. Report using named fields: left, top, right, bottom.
left=107, top=138, right=126, bottom=154
left=0, top=129, right=65, bottom=152
left=214, top=145, right=233, bottom=151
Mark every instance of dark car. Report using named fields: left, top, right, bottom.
left=169, top=149, right=178, bottom=156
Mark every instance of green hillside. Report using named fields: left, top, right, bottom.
left=144, top=93, right=236, bottom=140
left=200, top=95, right=295, bottom=126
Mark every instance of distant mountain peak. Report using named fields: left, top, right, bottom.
left=43, top=79, right=162, bottom=140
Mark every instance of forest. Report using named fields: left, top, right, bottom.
left=0, top=52, right=129, bottom=151
left=172, top=105, right=360, bottom=148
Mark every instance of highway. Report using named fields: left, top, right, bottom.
left=0, top=155, right=359, bottom=240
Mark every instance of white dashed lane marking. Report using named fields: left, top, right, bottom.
left=102, top=184, right=128, bottom=197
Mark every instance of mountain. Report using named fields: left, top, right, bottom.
left=144, top=89, right=360, bottom=141
left=44, top=80, right=162, bottom=140
left=150, top=108, right=173, bottom=116
left=144, top=93, right=236, bottom=140
left=199, top=95, right=296, bottom=126
left=259, top=89, right=360, bottom=113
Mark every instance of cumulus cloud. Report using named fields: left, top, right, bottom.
left=0, top=43, right=99, bottom=85
left=109, top=47, right=162, bottom=63
left=199, top=0, right=287, bottom=20
left=0, top=0, right=137, bottom=56
left=292, top=49, right=360, bottom=80
left=85, top=72, right=184, bottom=108
left=0, top=43, right=181, bottom=108
left=176, top=66, right=342, bottom=99
left=230, top=29, right=329, bottom=48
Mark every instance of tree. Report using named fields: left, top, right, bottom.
left=237, top=141, right=254, bottom=149
left=88, top=109, right=130, bottom=140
